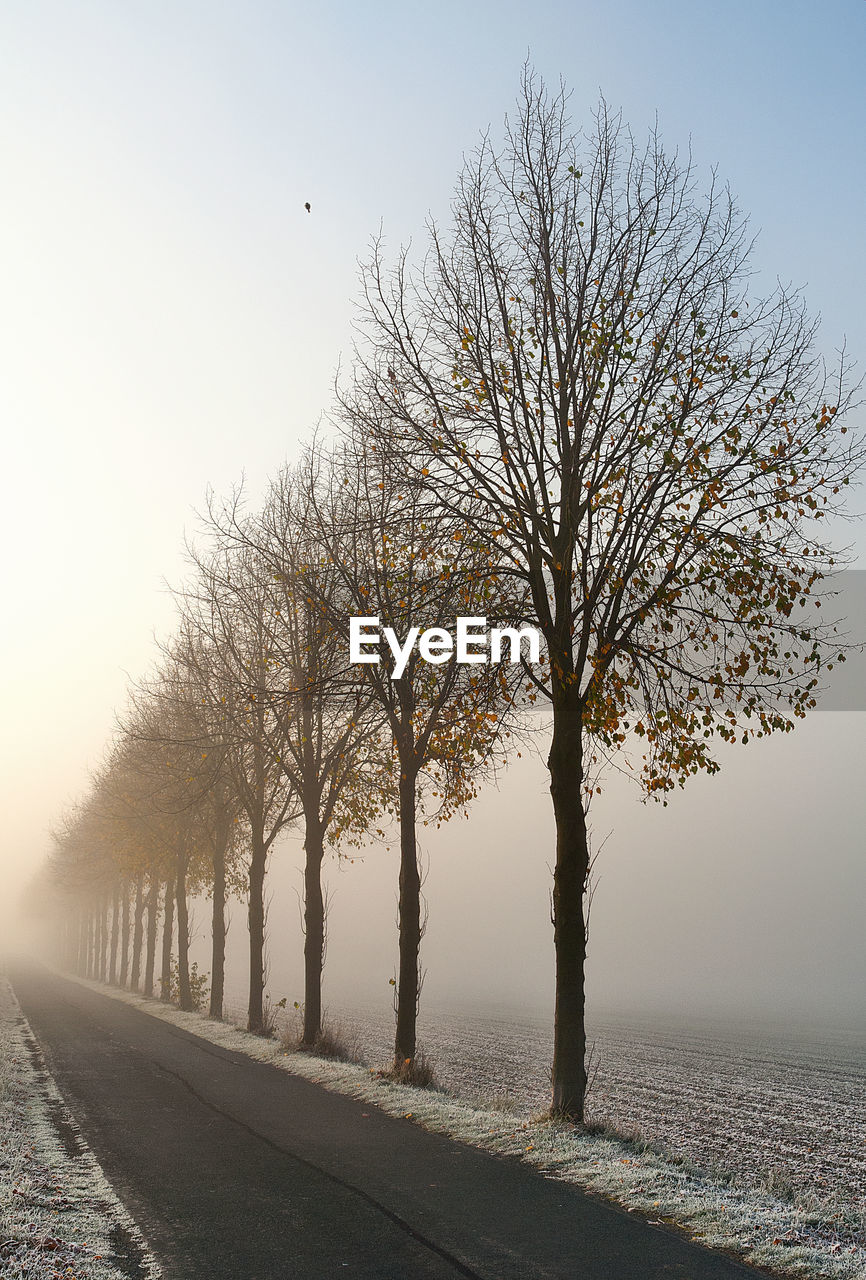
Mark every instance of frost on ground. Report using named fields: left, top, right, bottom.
left=71, top=975, right=865, bottom=1280
left=276, top=995, right=865, bottom=1264
left=0, top=977, right=160, bottom=1280
left=286, top=998, right=864, bottom=1221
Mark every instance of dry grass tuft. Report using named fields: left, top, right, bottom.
left=281, top=1016, right=364, bottom=1065
left=380, top=1049, right=438, bottom=1089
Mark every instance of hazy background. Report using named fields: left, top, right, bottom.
left=2, top=0, right=864, bottom=1029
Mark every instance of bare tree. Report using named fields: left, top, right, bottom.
left=48, top=799, right=120, bottom=979
left=178, top=535, right=297, bottom=1034
left=100, top=727, right=209, bottom=1008
left=139, top=645, right=247, bottom=1019
left=216, top=464, right=387, bottom=1047
left=351, top=72, right=863, bottom=1118
left=316, top=429, right=524, bottom=1074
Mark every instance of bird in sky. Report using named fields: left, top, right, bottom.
left=304, top=202, right=311, bottom=213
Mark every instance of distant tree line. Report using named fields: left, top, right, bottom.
left=44, top=72, right=862, bottom=1122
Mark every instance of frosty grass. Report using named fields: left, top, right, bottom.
left=8, top=970, right=866, bottom=1280
left=0, top=977, right=160, bottom=1280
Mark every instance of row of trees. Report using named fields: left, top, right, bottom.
left=49, top=433, right=525, bottom=1067
left=46, top=73, right=861, bottom=1121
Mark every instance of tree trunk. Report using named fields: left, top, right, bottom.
left=176, top=860, right=192, bottom=1011
left=86, top=909, right=95, bottom=978
left=394, top=766, right=422, bottom=1067
left=209, top=815, right=229, bottom=1020
left=100, top=895, right=109, bottom=980
left=143, top=878, right=160, bottom=997
left=68, top=911, right=78, bottom=971
left=108, top=885, right=120, bottom=984
left=78, top=910, right=88, bottom=976
left=160, top=876, right=174, bottom=1002
left=548, top=682, right=590, bottom=1122
left=301, top=810, right=326, bottom=1046
left=119, top=881, right=131, bottom=987
left=130, top=875, right=145, bottom=991
left=247, top=826, right=267, bottom=1034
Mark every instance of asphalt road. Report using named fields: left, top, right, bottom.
left=12, top=965, right=765, bottom=1280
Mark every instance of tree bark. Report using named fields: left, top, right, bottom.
left=68, top=911, right=78, bottom=971
left=394, top=766, right=422, bottom=1067
left=86, top=909, right=95, bottom=978
left=99, top=895, right=109, bottom=980
left=108, top=885, right=119, bottom=984
left=301, top=810, right=325, bottom=1047
left=143, top=878, right=160, bottom=997
left=130, top=875, right=145, bottom=991
left=160, top=876, right=174, bottom=1001
left=209, top=813, right=229, bottom=1020
left=548, top=681, right=590, bottom=1121
left=119, top=881, right=130, bottom=987
left=176, top=860, right=192, bottom=1011
left=247, top=825, right=267, bottom=1033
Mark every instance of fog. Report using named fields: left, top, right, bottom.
left=170, top=707, right=859, bottom=1033
left=1, top=1, right=865, bottom=1036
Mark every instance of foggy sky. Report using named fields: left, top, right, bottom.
left=1, top=1, right=864, bottom=1030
